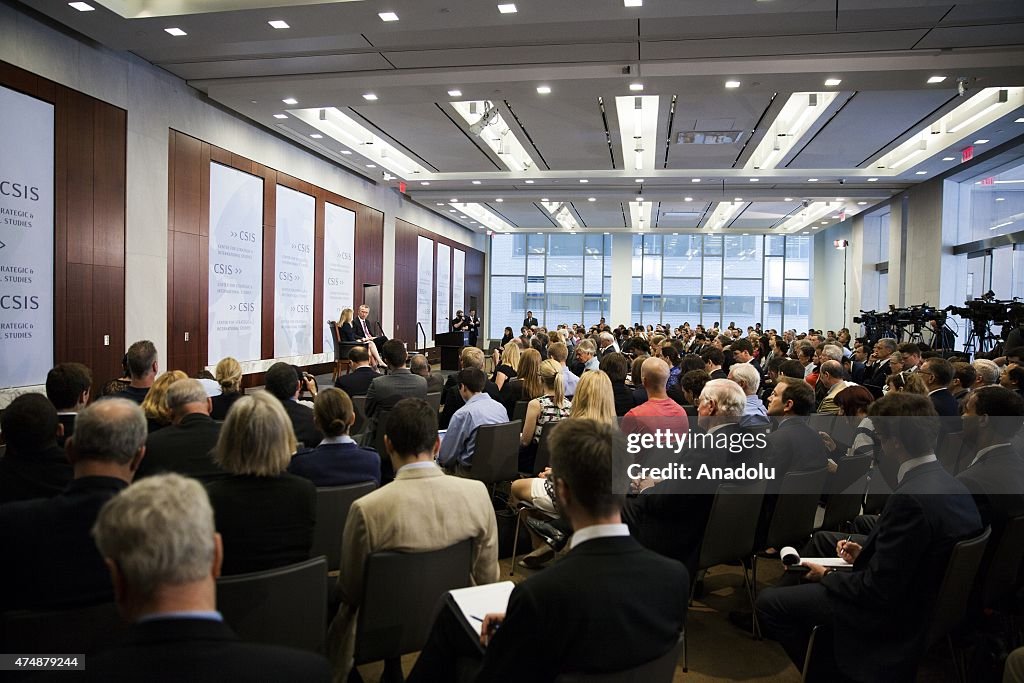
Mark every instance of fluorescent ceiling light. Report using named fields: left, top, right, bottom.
left=824, top=78, right=842, bottom=87
left=868, top=177, right=878, bottom=182
left=948, top=89, right=1009, bottom=133
left=942, top=157, right=955, bottom=161
left=363, top=93, right=378, bottom=101
left=292, top=107, right=425, bottom=179
left=808, top=178, right=819, bottom=182
left=340, top=150, right=352, bottom=155
left=495, top=198, right=504, bottom=202
left=996, top=197, right=1005, bottom=201
left=705, top=200, right=747, bottom=230
left=420, top=181, right=430, bottom=186
left=725, top=81, right=741, bottom=89
left=630, top=83, right=644, bottom=92
left=927, top=76, right=947, bottom=84
left=448, top=90, right=462, bottom=97
left=685, top=197, right=693, bottom=201
left=624, top=0, right=643, bottom=6
left=536, top=85, right=552, bottom=94
left=472, top=180, right=482, bottom=185
left=68, top=2, right=94, bottom=10
left=588, top=197, right=596, bottom=202
left=749, top=178, right=759, bottom=182
left=691, top=178, right=701, bottom=183
left=746, top=92, right=837, bottom=171
left=1016, top=118, right=1024, bottom=123
left=366, top=164, right=376, bottom=168
left=164, top=27, right=187, bottom=36
left=378, top=11, right=399, bottom=22
left=273, top=113, right=288, bottom=119
left=635, top=178, right=644, bottom=183
left=451, top=100, right=538, bottom=172
left=268, top=20, right=289, bottom=29
left=310, top=134, right=323, bottom=139
left=858, top=201, right=867, bottom=205
left=784, top=197, right=794, bottom=201
left=524, top=180, right=534, bottom=184
left=579, top=179, right=589, bottom=183
left=498, top=3, right=517, bottom=13
left=282, top=97, right=298, bottom=105
left=915, top=170, right=927, bottom=175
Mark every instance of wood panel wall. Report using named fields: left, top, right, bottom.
left=168, top=130, right=385, bottom=376
left=0, top=60, right=126, bottom=391
left=394, top=218, right=486, bottom=351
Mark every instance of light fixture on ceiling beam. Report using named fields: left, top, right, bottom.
left=164, top=27, right=187, bottom=36
left=363, top=93, right=378, bottom=101
left=824, top=78, right=842, bottom=87
left=888, top=139, right=928, bottom=169
left=927, top=76, right=947, bottom=84
left=68, top=2, right=94, bottom=10
left=948, top=89, right=1009, bottom=133
left=725, top=80, right=741, bottom=89
left=378, top=11, right=399, bottom=22
left=282, top=97, right=298, bottom=105
left=448, top=90, right=462, bottom=97
left=498, top=3, right=518, bottom=13
left=268, top=20, right=289, bottom=29
left=536, top=85, right=552, bottom=95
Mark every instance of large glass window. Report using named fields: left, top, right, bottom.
left=957, top=160, right=1024, bottom=244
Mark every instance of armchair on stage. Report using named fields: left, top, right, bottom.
left=327, top=321, right=362, bottom=380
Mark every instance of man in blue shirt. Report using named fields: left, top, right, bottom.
left=729, top=362, right=771, bottom=430
left=438, top=368, right=509, bottom=473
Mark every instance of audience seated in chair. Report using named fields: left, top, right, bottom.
left=264, top=362, right=323, bottom=449
left=0, top=398, right=146, bottom=611
left=327, top=397, right=498, bottom=682
left=364, top=339, right=428, bottom=441
left=0, top=393, right=72, bottom=504
left=730, top=361, right=770, bottom=430
left=407, top=418, right=689, bottom=683
left=498, top=348, right=544, bottom=420
left=441, top=346, right=501, bottom=429
left=958, top=386, right=1024, bottom=527
left=438, top=368, right=509, bottom=475
left=85, top=473, right=330, bottom=682
left=547, top=341, right=578, bottom=399
left=756, top=392, right=982, bottom=682
left=205, top=392, right=316, bottom=576
left=114, top=339, right=159, bottom=404
left=333, top=346, right=378, bottom=398
left=136, top=379, right=226, bottom=483
left=288, top=388, right=381, bottom=487
left=45, top=361, right=91, bottom=446
left=140, top=370, right=188, bottom=433
left=764, top=378, right=829, bottom=474
left=411, top=353, right=445, bottom=394
left=518, top=359, right=572, bottom=471
left=621, top=357, right=689, bottom=438
left=210, top=356, right=245, bottom=421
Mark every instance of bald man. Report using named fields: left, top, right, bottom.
left=622, top=357, right=689, bottom=438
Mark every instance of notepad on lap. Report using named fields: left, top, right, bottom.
left=450, top=581, right=515, bottom=627
left=800, top=557, right=854, bottom=570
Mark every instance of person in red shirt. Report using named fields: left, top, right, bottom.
left=621, top=357, right=689, bottom=442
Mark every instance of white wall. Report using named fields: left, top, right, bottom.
left=811, top=221, right=856, bottom=332
left=0, top=3, right=483, bottom=375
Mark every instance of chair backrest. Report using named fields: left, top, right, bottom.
left=426, top=391, right=442, bottom=414
left=513, top=400, right=529, bottom=422
left=487, top=340, right=501, bottom=353
left=936, top=431, right=965, bottom=475
left=328, top=320, right=342, bottom=357
left=354, top=539, right=473, bottom=664
left=533, top=421, right=556, bottom=474
left=926, top=526, right=991, bottom=647
left=980, top=514, right=1024, bottom=609
left=216, top=557, right=327, bottom=653
left=0, top=602, right=125, bottom=655
left=554, top=633, right=683, bottom=683
left=764, top=467, right=830, bottom=551
left=351, top=395, right=367, bottom=436
left=310, top=481, right=377, bottom=572
left=829, top=415, right=858, bottom=447
left=807, top=413, right=835, bottom=434
left=373, top=408, right=392, bottom=458
left=469, top=420, right=522, bottom=485
left=698, top=480, right=767, bottom=570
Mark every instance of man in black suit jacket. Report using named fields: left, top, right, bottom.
left=757, top=393, right=982, bottom=682
left=334, top=346, right=378, bottom=397
left=523, top=311, right=538, bottom=329
left=136, top=379, right=226, bottom=482
left=0, top=393, right=72, bottom=504
left=864, top=337, right=897, bottom=397
left=920, top=357, right=960, bottom=417
left=0, top=398, right=147, bottom=612
left=45, top=361, right=92, bottom=446
left=408, top=419, right=688, bottom=683
left=958, top=386, right=1024, bottom=526
left=764, top=378, right=828, bottom=476
left=365, top=340, right=428, bottom=442
left=355, top=304, right=387, bottom=351
left=265, top=363, right=323, bottom=449
left=86, top=473, right=330, bottom=682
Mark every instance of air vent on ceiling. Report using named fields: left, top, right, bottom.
left=676, top=131, right=744, bottom=145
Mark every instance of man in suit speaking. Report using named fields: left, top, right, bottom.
left=523, top=310, right=538, bottom=330
left=355, top=304, right=387, bottom=351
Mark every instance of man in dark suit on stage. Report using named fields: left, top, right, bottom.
left=355, top=304, right=387, bottom=350
left=523, top=310, right=538, bottom=329
left=466, top=308, right=481, bottom=347
left=756, top=393, right=982, bottom=682
left=264, top=363, right=323, bottom=449
left=86, top=473, right=330, bottom=682
left=0, top=398, right=147, bottom=612
left=408, top=418, right=688, bottom=683
left=334, top=346, right=378, bottom=397
left=136, top=379, right=226, bottom=483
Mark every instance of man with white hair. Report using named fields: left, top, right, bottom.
left=816, top=360, right=851, bottom=415
left=972, top=358, right=1000, bottom=388
left=0, top=398, right=147, bottom=611
left=597, top=331, right=620, bottom=357
left=86, top=474, right=330, bottom=681
left=575, top=339, right=600, bottom=372
left=729, top=362, right=770, bottom=430
left=137, top=379, right=225, bottom=482
left=866, top=337, right=897, bottom=396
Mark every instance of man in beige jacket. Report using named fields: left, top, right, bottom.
left=327, top=397, right=499, bottom=681
left=816, top=360, right=851, bottom=415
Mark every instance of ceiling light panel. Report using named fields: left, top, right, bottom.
left=776, top=201, right=835, bottom=233
left=745, top=92, right=837, bottom=171
left=615, top=95, right=660, bottom=173
left=451, top=101, right=538, bottom=173
left=451, top=202, right=516, bottom=232
left=164, top=27, right=187, bottom=36
left=705, top=200, right=748, bottom=231
left=68, top=2, right=94, bottom=10
left=378, top=11, right=399, bottom=22
left=497, top=3, right=517, bottom=13
left=268, top=20, right=289, bottom=29
left=290, top=107, right=424, bottom=179
left=628, top=200, right=653, bottom=231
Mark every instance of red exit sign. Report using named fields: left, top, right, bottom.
left=962, top=146, right=974, bottom=162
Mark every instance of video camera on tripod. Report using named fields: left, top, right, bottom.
left=945, top=295, right=1024, bottom=355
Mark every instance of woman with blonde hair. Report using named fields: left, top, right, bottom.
left=337, top=307, right=382, bottom=368
left=500, top=348, right=544, bottom=419
left=210, top=356, right=244, bottom=420
left=520, top=359, right=572, bottom=448
left=205, top=391, right=316, bottom=575
left=140, top=370, right=188, bottom=432
left=886, top=370, right=928, bottom=396
left=492, top=340, right=521, bottom=390
left=569, top=370, right=617, bottom=426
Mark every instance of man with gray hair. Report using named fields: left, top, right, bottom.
left=816, top=360, right=851, bottom=415
left=866, top=337, right=897, bottom=396
left=729, top=361, right=770, bottom=429
left=137, top=379, right=225, bottom=482
left=86, top=474, right=330, bottom=681
left=972, top=358, right=1000, bottom=388
left=410, top=353, right=444, bottom=393
left=597, top=331, right=619, bottom=357
left=115, top=339, right=159, bottom=404
left=575, top=339, right=600, bottom=372
left=0, top=398, right=147, bottom=611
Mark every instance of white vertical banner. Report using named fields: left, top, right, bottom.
left=417, top=236, right=434, bottom=348
left=274, top=185, right=315, bottom=358
left=452, top=249, right=466, bottom=316
left=436, top=243, right=451, bottom=334
left=208, top=163, right=264, bottom=364
left=0, top=86, right=54, bottom=389
left=323, top=202, right=355, bottom=351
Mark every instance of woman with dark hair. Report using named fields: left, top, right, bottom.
left=287, top=387, right=381, bottom=486
left=661, top=344, right=682, bottom=391
left=500, top=326, right=514, bottom=346
left=820, top=384, right=879, bottom=463
left=599, top=352, right=635, bottom=416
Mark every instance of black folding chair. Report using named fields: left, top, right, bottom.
left=310, top=482, right=377, bottom=572
left=554, top=633, right=683, bottom=683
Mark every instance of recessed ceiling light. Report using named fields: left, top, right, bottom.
left=997, top=197, right=1005, bottom=201
left=366, top=164, right=377, bottom=168
left=824, top=78, right=842, bottom=87
left=363, top=93, right=378, bottom=101
left=858, top=201, right=867, bottom=205
left=310, top=133, right=323, bottom=139
left=541, top=198, right=550, bottom=202
left=579, top=179, right=589, bottom=183
left=725, top=80, right=741, bottom=89
left=282, top=97, right=298, bottom=105
left=436, top=202, right=444, bottom=206
left=420, top=181, right=430, bottom=186
left=820, top=221, right=828, bottom=224
left=536, top=85, right=552, bottom=94
left=942, top=157, right=956, bottom=161
left=1016, top=118, right=1024, bottom=123
left=378, top=11, right=399, bottom=22
left=273, top=113, right=288, bottom=119
left=340, top=150, right=352, bottom=155
left=684, top=197, right=693, bottom=201
left=691, top=178, right=701, bottom=183
left=450, top=198, right=459, bottom=202
left=449, top=209, right=456, bottom=213
left=807, top=178, right=819, bottom=182
left=536, top=232, right=544, bottom=236
left=915, top=170, right=927, bottom=175
left=164, top=27, right=187, bottom=36
left=749, top=178, right=759, bottom=182
left=471, top=180, right=482, bottom=185
left=868, top=177, right=878, bottom=182
left=498, top=3, right=517, bottom=13
left=634, top=178, right=645, bottom=183
left=268, top=20, right=289, bottom=29
left=635, top=196, right=644, bottom=202
left=927, top=76, right=947, bottom=84
left=588, top=197, right=596, bottom=202
left=624, top=0, right=643, bottom=6
left=734, top=198, right=743, bottom=202
left=784, top=197, right=794, bottom=201
left=68, top=2, right=94, bottom=10
left=524, top=180, right=534, bottom=184
left=629, top=83, right=644, bottom=92
left=495, top=198, right=504, bottom=202
left=974, top=139, right=990, bottom=144
left=448, top=89, right=462, bottom=97
left=460, top=215, right=468, bottom=219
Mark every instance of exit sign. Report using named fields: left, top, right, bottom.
left=962, top=146, right=974, bottom=162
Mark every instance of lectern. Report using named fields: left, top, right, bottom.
left=435, top=331, right=469, bottom=371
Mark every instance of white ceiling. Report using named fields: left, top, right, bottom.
left=23, top=0, right=1024, bottom=234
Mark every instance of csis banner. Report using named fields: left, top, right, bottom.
left=323, top=202, right=355, bottom=351
left=0, top=85, right=54, bottom=389
left=417, top=236, right=434, bottom=348
left=275, top=185, right=315, bottom=358
left=208, top=162, right=264, bottom=364
left=436, top=243, right=451, bottom=334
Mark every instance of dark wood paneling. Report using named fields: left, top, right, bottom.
left=0, top=59, right=127, bottom=393
left=261, top=170, right=277, bottom=361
